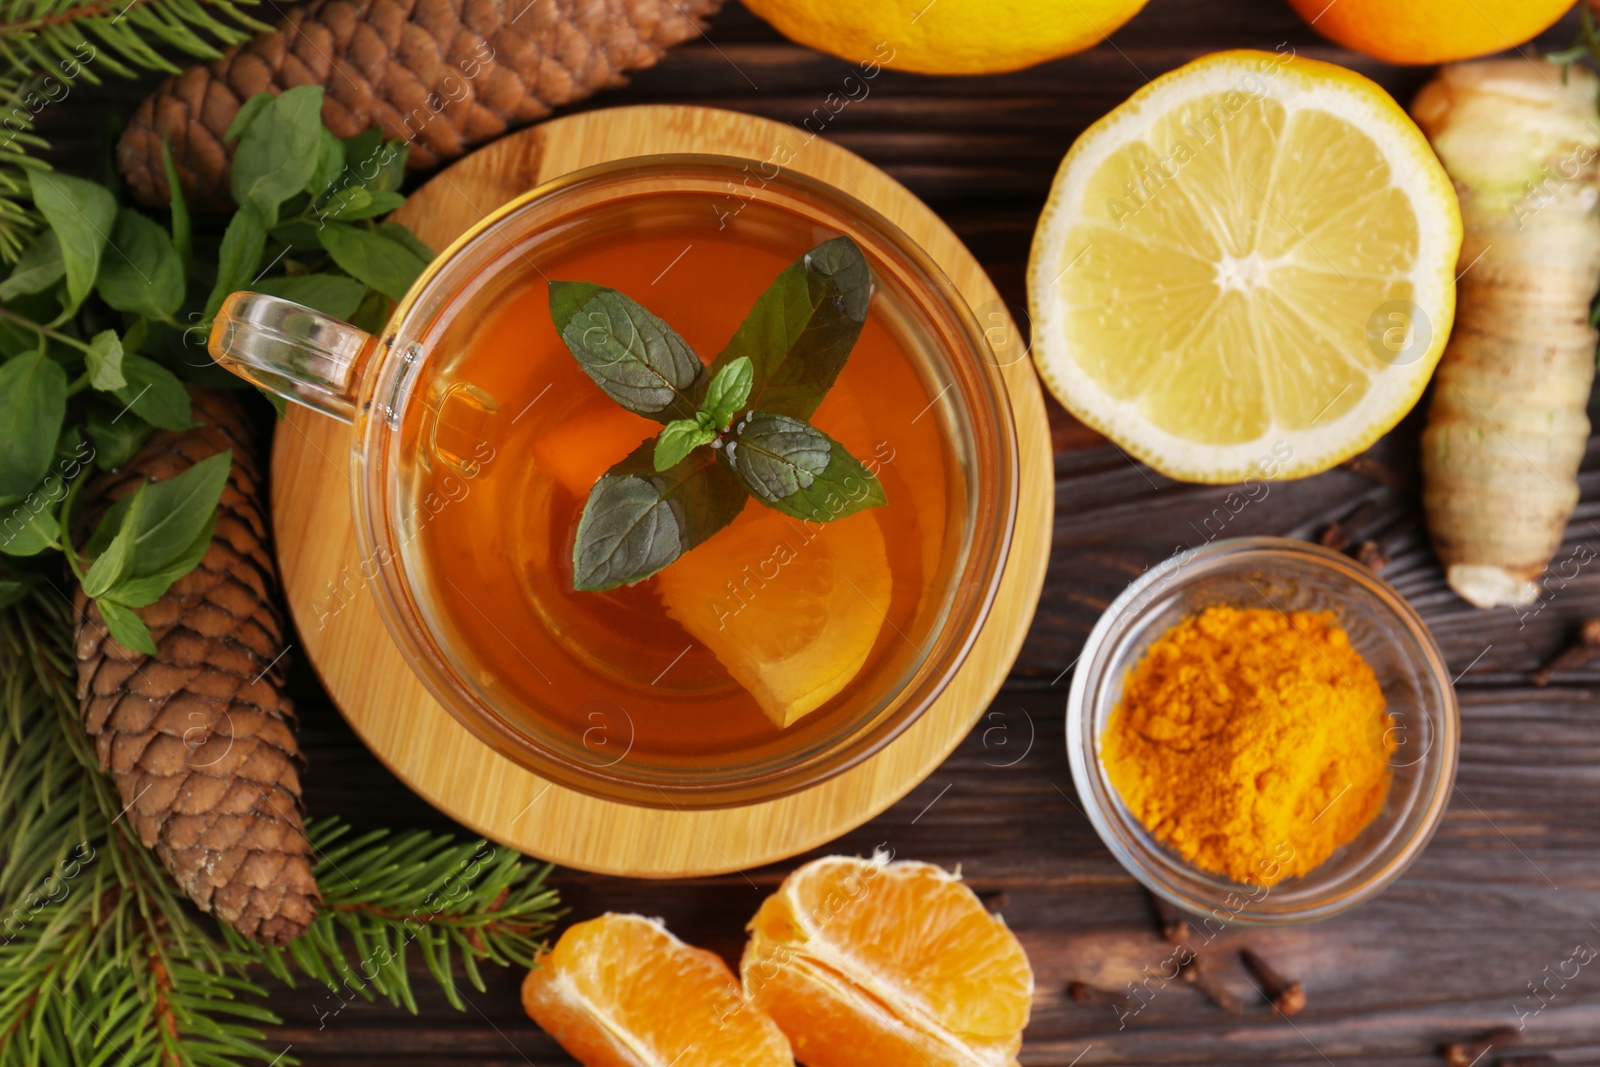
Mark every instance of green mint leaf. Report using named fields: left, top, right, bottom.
left=549, top=281, right=705, bottom=423
left=319, top=186, right=373, bottom=220
left=96, top=209, right=184, bottom=320
left=160, top=140, right=191, bottom=268
left=94, top=598, right=156, bottom=655
left=318, top=222, right=428, bottom=302
left=256, top=274, right=369, bottom=320
left=125, top=450, right=230, bottom=576
left=85, top=492, right=134, bottom=559
left=700, top=355, right=754, bottom=430
left=0, top=503, right=60, bottom=557
left=86, top=398, right=152, bottom=469
left=28, top=170, right=116, bottom=319
left=53, top=424, right=87, bottom=467
left=572, top=441, right=746, bottom=591
left=203, top=201, right=268, bottom=320
left=339, top=131, right=409, bottom=193
left=103, top=575, right=170, bottom=608
left=0, top=349, right=68, bottom=497
left=653, top=419, right=716, bottom=472
left=224, top=93, right=274, bottom=141
left=82, top=484, right=146, bottom=598
left=349, top=287, right=390, bottom=333
left=106, top=511, right=217, bottom=607
left=230, top=85, right=325, bottom=222
left=325, top=189, right=406, bottom=222
left=270, top=220, right=324, bottom=253
left=308, top=127, right=346, bottom=199
left=114, top=355, right=193, bottom=431
left=85, top=330, right=126, bottom=391
left=341, top=127, right=383, bottom=171
left=700, top=236, right=871, bottom=420
left=722, top=411, right=886, bottom=523
left=365, top=140, right=409, bottom=193
left=378, top=222, right=433, bottom=262
left=0, top=231, right=65, bottom=301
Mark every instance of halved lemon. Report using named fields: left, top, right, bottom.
left=1028, top=50, right=1461, bottom=483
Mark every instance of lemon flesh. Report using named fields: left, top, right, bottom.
left=1029, top=50, right=1461, bottom=483
left=656, top=505, right=890, bottom=728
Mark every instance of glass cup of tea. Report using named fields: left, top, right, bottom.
left=209, top=155, right=1018, bottom=809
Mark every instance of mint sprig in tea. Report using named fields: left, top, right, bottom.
left=403, top=195, right=956, bottom=755
left=551, top=235, right=887, bottom=592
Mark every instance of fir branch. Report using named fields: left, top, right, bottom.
left=0, top=0, right=272, bottom=261
left=230, top=825, right=562, bottom=1017
left=0, top=589, right=562, bottom=1066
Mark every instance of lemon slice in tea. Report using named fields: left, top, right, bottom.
left=1028, top=50, right=1461, bottom=483
left=656, top=505, right=890, bottom=729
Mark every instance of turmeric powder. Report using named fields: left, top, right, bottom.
left=1101, top=606, right=1393, bottom=886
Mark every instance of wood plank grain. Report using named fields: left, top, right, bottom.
left=28, top=0, right=1600, bottom=1062
left=265, top=686, right=1600, bottom=1064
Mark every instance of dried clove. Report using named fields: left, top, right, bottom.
left=1148, top=892, right=1193, bottom=945
left=1534, top=618, right=1600, bottom=686
left=1067, top=981, right=1130, bottom=1009
left=1318, top=521, right=1352, bottom=552
left=1239, top=947, right=1306, bottom=1016
left=1440, top=1027, right=1521, bottom=1067
left=1355, top=539, right=1389, bottom=572
left=1179, top=954, right=1243, bottom=1013
left=1340, top=453, right=1406, bottom=490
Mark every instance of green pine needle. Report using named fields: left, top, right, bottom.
left=0, top=590, right=563, bottom=1066
left=0, top=0, right=274, bottom=261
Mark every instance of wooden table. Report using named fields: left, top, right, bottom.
left=44, top=1, right=1600, bottom=1062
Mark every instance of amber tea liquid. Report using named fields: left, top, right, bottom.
left=398, top=193, right=961, bottom=772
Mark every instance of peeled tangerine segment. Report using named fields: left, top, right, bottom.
left=741, top=856, right=1034, bottom=1067
left=530, top=403, right=658, bottom=500
left=656, top=505, right=891, bottom=728
left=521, top=913, right=793, bottom=1067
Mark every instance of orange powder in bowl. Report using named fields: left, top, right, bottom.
left=1100, top=605, right=1394, bottom=885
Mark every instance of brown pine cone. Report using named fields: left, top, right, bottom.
left=118, top=0, right=726, bottom=211
left=74, top=388, right=318, bottom=945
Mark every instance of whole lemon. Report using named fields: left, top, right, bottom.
left=741, top=0, right=1150, bottom=75
left=1285, top=0, right=1576, bottom=64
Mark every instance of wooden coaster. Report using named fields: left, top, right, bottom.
left=271, top=105, right=1053, bottom=877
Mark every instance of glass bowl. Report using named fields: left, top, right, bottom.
left=1066, top=536, right=1458, bottom=924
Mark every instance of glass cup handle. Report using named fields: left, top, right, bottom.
left=208, top=292, right=376, bottom=423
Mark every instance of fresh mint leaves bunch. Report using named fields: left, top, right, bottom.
left=551, top=235, right=888, bottom=591
left=0, top=85, right=431, bottom=651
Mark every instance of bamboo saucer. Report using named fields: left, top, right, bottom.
left=270, top=104, right=1053, bottom=877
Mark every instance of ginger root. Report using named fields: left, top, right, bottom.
left=1412, top=61, right=1600, bottom=609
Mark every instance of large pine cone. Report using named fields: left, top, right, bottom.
left=74, top=389, right=318, bottom=945
left=118, top=0, right=725, bottom=211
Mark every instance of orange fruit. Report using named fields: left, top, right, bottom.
left=741, top=855, right=1033, bottom=1067
left=528, top=403, right=656, bottom=500
left=522, top=913, right=794, bottom=1067
left=655, top=502, right=890, bottom=729
left=1284, top=0, right=1575, bottom=65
